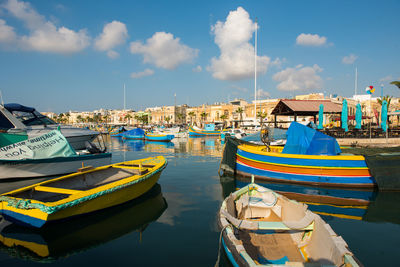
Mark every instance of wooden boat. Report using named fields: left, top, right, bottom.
left=188, top=125, right=221, bottom=137
left=0, top=156, right=167, bottom=228
left=145, top=133, right=174, bottom=142
left=221, top=122, right=376, bottom=188
left=0, top=184, right=167, bottom=261
left=218, top=181, right=360, bottom=266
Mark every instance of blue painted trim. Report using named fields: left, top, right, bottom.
left=1, top=210, right=45, bottom=228
left=221, top=236, right=240, bottom=267
left=237, top=149, right=368, bottom=168
left=236, top=162, right=375, bottom=185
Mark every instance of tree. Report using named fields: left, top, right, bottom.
left=390, top=81, right=400, bottom=89
left=257, top=111, right=267, bottom=125
left=188, top=111, right=195, bottom=125
left=220, top=114, right=228, bottom=128
left=125, top=114, right=132, bottom=125
left=176, top=113, right=184, bottom=124
left=76, top=115, right=83, bottom=123
left=165, top=115, right=171, bottom=124
left=200, top=112, right=207, bottom=124
left=235, top=107, right=244, bottom=127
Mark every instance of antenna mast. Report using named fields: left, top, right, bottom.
left=123, top=83, right=126, bottom=110
left=254, top=18, right=258, bottom=122
left=354, top=67, right=358, bottom=96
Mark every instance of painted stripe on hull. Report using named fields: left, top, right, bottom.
left=237, top=148, right=368, bottom=168
left=237, top=155, right=371, bottom=177
left=2, top=210, right=46, bottom=228
left=236, top=161, right=376, bottom=187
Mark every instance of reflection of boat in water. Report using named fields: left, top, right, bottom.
left=123, top=139, right=145, bottom=151
left=219, top=175, right=377, bottom=221
left=0, top=184, right=167, bottom=262
left=145, top=141, right=175, bottom=148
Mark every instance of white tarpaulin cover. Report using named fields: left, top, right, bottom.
left=0, top=130, right=76, bottom=160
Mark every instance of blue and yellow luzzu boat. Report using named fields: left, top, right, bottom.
left=145, top=133, right=174, bottom=142
left=188, top=124, right=222, bottom=137
left=223, top=122, right=376, bottom=188
left=0, top=156, right=167, bottom=228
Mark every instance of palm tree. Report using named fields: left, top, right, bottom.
left=76, top=115, right=83, bottom=124
left=200, top=112, right=207, bottom=125
left=165, top=115, right=171, bottom=125
left=235, top=107, right=244, bottom=127
left=390, top=81, right=400, bottom=89
left=257, top=111, right=267, bottom=126
left=176, top=113, right=184, bottom=124
left=125, top=114, right=132, bottom=125
left=188, top=111, right=195, bottom=125
left=220, top=114, right=228, bottom=128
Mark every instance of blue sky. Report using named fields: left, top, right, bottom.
left=0, top=0, right=399, bottom=113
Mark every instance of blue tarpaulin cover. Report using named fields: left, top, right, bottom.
left=124, top=128, right=145, bottom=135
left=282, top=122, right=341, bottom=155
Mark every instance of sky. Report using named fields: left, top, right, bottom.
left=0, top=0, right=399, bottom=113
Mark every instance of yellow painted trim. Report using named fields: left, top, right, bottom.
left=302, top=201, right=368, bottom=210
left=1, top=236, right=49, bottom=257
left=315, top=211, right=362, bottom=220
left=34, top=186, right=83, bottom=195
left=239, top=144, right=366, bottom=161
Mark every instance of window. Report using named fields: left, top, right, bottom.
left=0, top=111, right=14, bottom=129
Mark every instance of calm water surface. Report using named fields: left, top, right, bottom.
left=0, top=136, right=399, bottom=266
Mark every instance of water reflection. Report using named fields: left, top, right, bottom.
left=219, top=175, right=400, bottom=224
left=0, top=184, right=167, bottom=262
left=111, top=136, right=224, bottom=157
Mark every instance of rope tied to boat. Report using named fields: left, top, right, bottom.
left=0, top=161, right=167, bottom=214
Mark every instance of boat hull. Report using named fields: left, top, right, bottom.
left=122, top=134, right=144, bottom=140
left=235, top=144, right=376, bottom=188
left=188, top=126, right=221, bottom=136
left=0, top=153, right=112, bottom=180
left=0, top=156, right=167, bottom=228
left=145, top=134, right=174, bottom=142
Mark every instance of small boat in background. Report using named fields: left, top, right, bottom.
left=189, top=124, right=222, bottom=137
left=109, top=126, right=127, bottom=137
left=145, top=133, right=174, bottom=142
left=121, top=128, right=145, bottom=140
left=218, top=181, right=360, bottom=266
left=0, top=156, right=167, bottom=228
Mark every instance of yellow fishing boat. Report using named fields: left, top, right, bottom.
left=0, top=156, right=167, bottom=228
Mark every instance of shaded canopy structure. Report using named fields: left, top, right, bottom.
left=270, top=99, right=342, bottom=127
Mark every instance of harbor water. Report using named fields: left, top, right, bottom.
left=0, top=136, right=399, bottom=266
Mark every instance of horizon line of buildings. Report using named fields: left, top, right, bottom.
left=43, top=93, right=400, bottom=127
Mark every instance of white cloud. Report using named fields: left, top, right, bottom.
left=0, top=19, right=16, bottom=43
left=232, top=85, right=248, bottom=92
left=256, top=89, right=270, bottom=98
left=271, top=57, right=286, bottom=69
left=273, top=64, right=323, bottom=91
left=296, top=33, right=327, bottom=46
left=94, top=21, right=128, bottom=51
left=342, top=54, right=358, bottom=64
left=379, top=75, right=392, bottom=82
left=208, top=7, right=270, bottom=81
left=1, top=0, right=90, bottom=53
left=130, top=68, right=154, bottom=79
left=192, top=65, right=202, bottom=72
left=130, top=32, right=198, bottom=70
left=107, top=50, right=119, bottom=59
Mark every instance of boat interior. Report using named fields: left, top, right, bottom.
left=5, top=163, right=155, bottom=203
left=224, top=187, right=353, bottom=266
